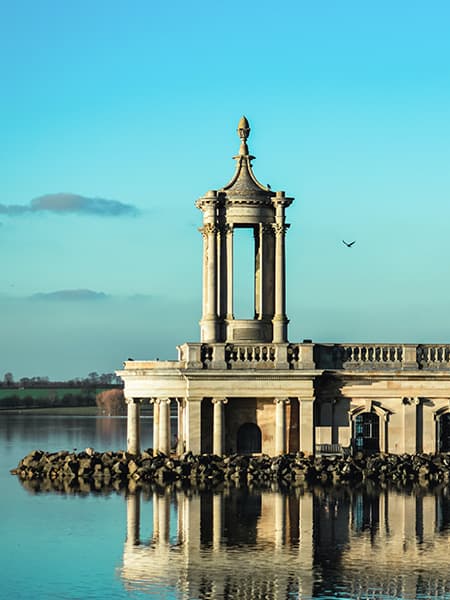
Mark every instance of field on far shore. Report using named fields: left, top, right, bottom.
left=2, top=405, right=100, bottom=415
left=0, top=387, right=106, bottom=411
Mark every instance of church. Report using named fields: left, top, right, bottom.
left=117, top=117, right=450, bottom=457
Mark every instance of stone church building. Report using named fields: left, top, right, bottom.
left=117, top=117, right=450, bottom=457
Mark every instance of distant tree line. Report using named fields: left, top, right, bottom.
left=1, top=371, right=123, bottom=389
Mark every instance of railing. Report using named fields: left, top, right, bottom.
left=179, top=342, right=450, bottom=371
left=314, top=344, right=405, bottom=370
left=343, top=344, right=403, bottom=369
left=225, top=344, right=276, bottom=369
left=417, top=345, right=450, bottom=369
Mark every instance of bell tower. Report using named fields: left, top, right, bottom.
left=196, top=117, right=293, bottom=344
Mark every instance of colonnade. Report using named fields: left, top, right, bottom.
left=126, top=395, right=315, bottom=457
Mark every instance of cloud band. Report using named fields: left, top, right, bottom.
left=0, top=193, right=138, bottom=216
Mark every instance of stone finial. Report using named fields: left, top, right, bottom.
left=237, top=115, right=250, bottom=155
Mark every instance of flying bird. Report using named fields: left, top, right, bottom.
left=342, top=240, right=356, bottom=247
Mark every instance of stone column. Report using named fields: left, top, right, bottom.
left=272, top=192, right=290, bottom=343
left=126, top=491, right=140, bottom=546
left=206, top=224, right=218, bottom=316
left=152, top=399, right=159, bottom=455
left=198, top=193, right=219, bottom=343
left=299, top=397, right=315, bottom=454
left=176, top=398, right=184, bottom=455
left=260, top=223, right=275, bottom=319
left=212, top=398, right=228, bottom=456
left=201, top=223, right=208, bottom=320
left=226, top=224, right=234, bottom=319
left=200, top=221, right=219, bottom=343
left=275, top=398, right=289, bottom=454
left=126, top=398, right=141, bottom=455
left=158, top=398, right=171, bottom=455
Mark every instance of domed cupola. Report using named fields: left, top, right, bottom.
left=196, top=117, right=294, bottom=345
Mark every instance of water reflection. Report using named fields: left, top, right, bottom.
left=121, top=487, right=450, bottom=599
left=2, top=414, right=153, bottom=451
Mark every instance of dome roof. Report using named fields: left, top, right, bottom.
left=220, top=117, right=273, bottom=202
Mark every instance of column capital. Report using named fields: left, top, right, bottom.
left=212, top=397, right=228, bottom=405
left=274, top=397, right=290, bottom=405
left=272, top=223, right=290, bottom=236
left=125, top=397, right=140, bottom=405
left=199, top=223, right=219, bottom=236
left=154, top=397, right=171, bottom=405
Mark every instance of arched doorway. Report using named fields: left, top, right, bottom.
left=354, top=412, right=379, bottom=453
left=237, top=423, right=262, bottom=454
left=439, top=413, right=450, bottom=452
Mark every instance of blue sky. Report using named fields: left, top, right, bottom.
left=1, top=1, right=450, bottom=379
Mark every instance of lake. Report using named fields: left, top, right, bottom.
left=2, top=414, right=450, bottom=599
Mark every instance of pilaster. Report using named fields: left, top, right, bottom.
left=299, top=397, right=315, bottom=454
left=185, top=398, right=202, bottom=454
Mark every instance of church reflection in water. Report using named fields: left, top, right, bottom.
left=121, top=486, right=450, bottom=599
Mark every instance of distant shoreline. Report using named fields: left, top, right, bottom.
left=1, top=405, right=152, bottom=416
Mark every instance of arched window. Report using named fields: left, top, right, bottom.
left=439, top=413, right=450, bottom=452
left=354, top=412, right=379, bottom=453
left=237, top=422, right=262, bottom=454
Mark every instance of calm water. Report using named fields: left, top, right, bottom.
left=2, top=414, right=450, bottom=600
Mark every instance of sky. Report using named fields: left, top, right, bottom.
left=1, top=0, right=450, bottom=380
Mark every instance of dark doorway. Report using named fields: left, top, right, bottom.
left=439, top=413, right=450, bottom=452
left=237, top=422, right=262, bottom=454
left=354, top=412, right=379, bottom=453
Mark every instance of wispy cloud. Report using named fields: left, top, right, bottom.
left=31, top=289, right=109, bottom=301
left=0, top=193, right=138, bottom=217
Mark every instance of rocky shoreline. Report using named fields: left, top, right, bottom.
left=11, top=449, right=450, bottom=494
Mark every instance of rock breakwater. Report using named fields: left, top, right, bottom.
left=11, top=449, right=450, bottom=494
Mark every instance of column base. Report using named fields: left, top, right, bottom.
left=272, top=316, right=289, bottom=344
left=200, top=317, right=220, bottom=343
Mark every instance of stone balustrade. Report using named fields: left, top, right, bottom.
left=225, top=344, right=276, bottom=368
left=417, top=345, right=450, bottom=369
left=128, top=343, right=450, bottom=372
left=314, top=343, right=450, bottom=371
